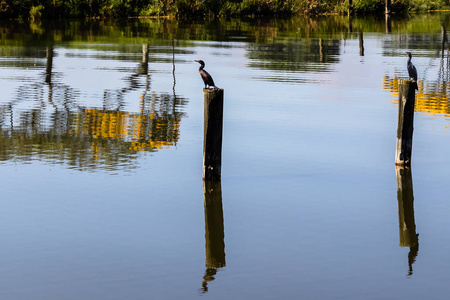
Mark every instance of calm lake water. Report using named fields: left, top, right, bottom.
left=1, top=14, right=450, bottom=299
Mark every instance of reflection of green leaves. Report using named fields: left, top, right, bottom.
left=247, top=39, right=340, bottom=80
left=0, top=15, right=449, bottom=49
left=30, top=5, right=45, bottom=20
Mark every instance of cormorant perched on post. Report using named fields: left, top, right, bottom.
left=406, top=52, right=418, bottom=90
left=195, top=60, right=217, bottom=89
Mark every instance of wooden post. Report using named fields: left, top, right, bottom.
left=359, top=31, right=364, bottom=56
left=139, top=44, right=149, bottom=75
left=395, top=166, right=418, bottom=276
left=203, top=88, right=224, bottom=181
left=395, top=80, right=415, bottom=166
left=45, top=46, right=54, bottom=102
left=45, top=46, right=54, bottom=84
left=319, top=38, right=324, bottom=63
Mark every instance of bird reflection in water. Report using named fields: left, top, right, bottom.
left=200, top=180, right=226, bottom=293
left=395, top=166, right=419, bottom=277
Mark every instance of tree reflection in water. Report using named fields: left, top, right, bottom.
left=383, top=53, right=450, bottom=130
left=0, top=43, right=187, bottom=171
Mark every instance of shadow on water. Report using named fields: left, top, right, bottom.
left=0, top=41, right=187, bottom=171
left=201, top=180, right=226, bottom=294
left=395, top=166, right=419, bottom=277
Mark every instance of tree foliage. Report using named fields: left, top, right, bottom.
left=0, top=0, right=449, bottom=18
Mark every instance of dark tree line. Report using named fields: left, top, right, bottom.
left=1, top=0, right=447, bottom=19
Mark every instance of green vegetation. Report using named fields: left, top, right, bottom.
left=0, top=0, right=450, bottom=19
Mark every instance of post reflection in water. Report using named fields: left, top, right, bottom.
left=385, top=14, right=392, bottom=33
left=201, top=180, right=226, bottom=293
left=359, top=31, right=364, bottom=56
left=395, top=166, right=419, bottom=277
left=45, top=46, right=54, bottom=84
left=383, top=55, right=450, bottom=131
left=0, top=43, right=187, bottom=171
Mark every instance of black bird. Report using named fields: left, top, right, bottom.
left=195, top=60, right=217, bottom=89
left=406, top=52, right=418, bottom=90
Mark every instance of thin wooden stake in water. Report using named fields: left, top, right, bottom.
left=395, top=80, right=416, bottom=166
left=359, top=31, right=364, bottom=56
left=203, top=88, right=224, bottom=181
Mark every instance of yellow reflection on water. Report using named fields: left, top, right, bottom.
left=383, top=75, right=450, bottom=130
left=0, top=92, right=186, bottom=171
left=81, top=107, right=180, bottom=152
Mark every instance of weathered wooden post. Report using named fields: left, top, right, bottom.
left=45, top=46, right=54, bottom=84
left=319, top=38, right=324, bottom=63
left=395, top=166, right=418, bottom=276
left=139, top=44, right=149, bottom=76
left=395, top=80, right=416, bottom=166
left=359, top=31, right=364, bottom=56
left=203, top=88, right=224, bottom=181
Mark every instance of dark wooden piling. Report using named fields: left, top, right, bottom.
left=395, top=166, right=418, bottom=276
left=395, top=80, right=416, bottom=166
left=139, top=44, right=149, bottom=75
left=319, top=38, right=324, bottom=63
left=203, top=88, right=224, bottom=181
left=359, top=32, right=364, bottom=56
left=45, top=46, right=54, bottom=84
